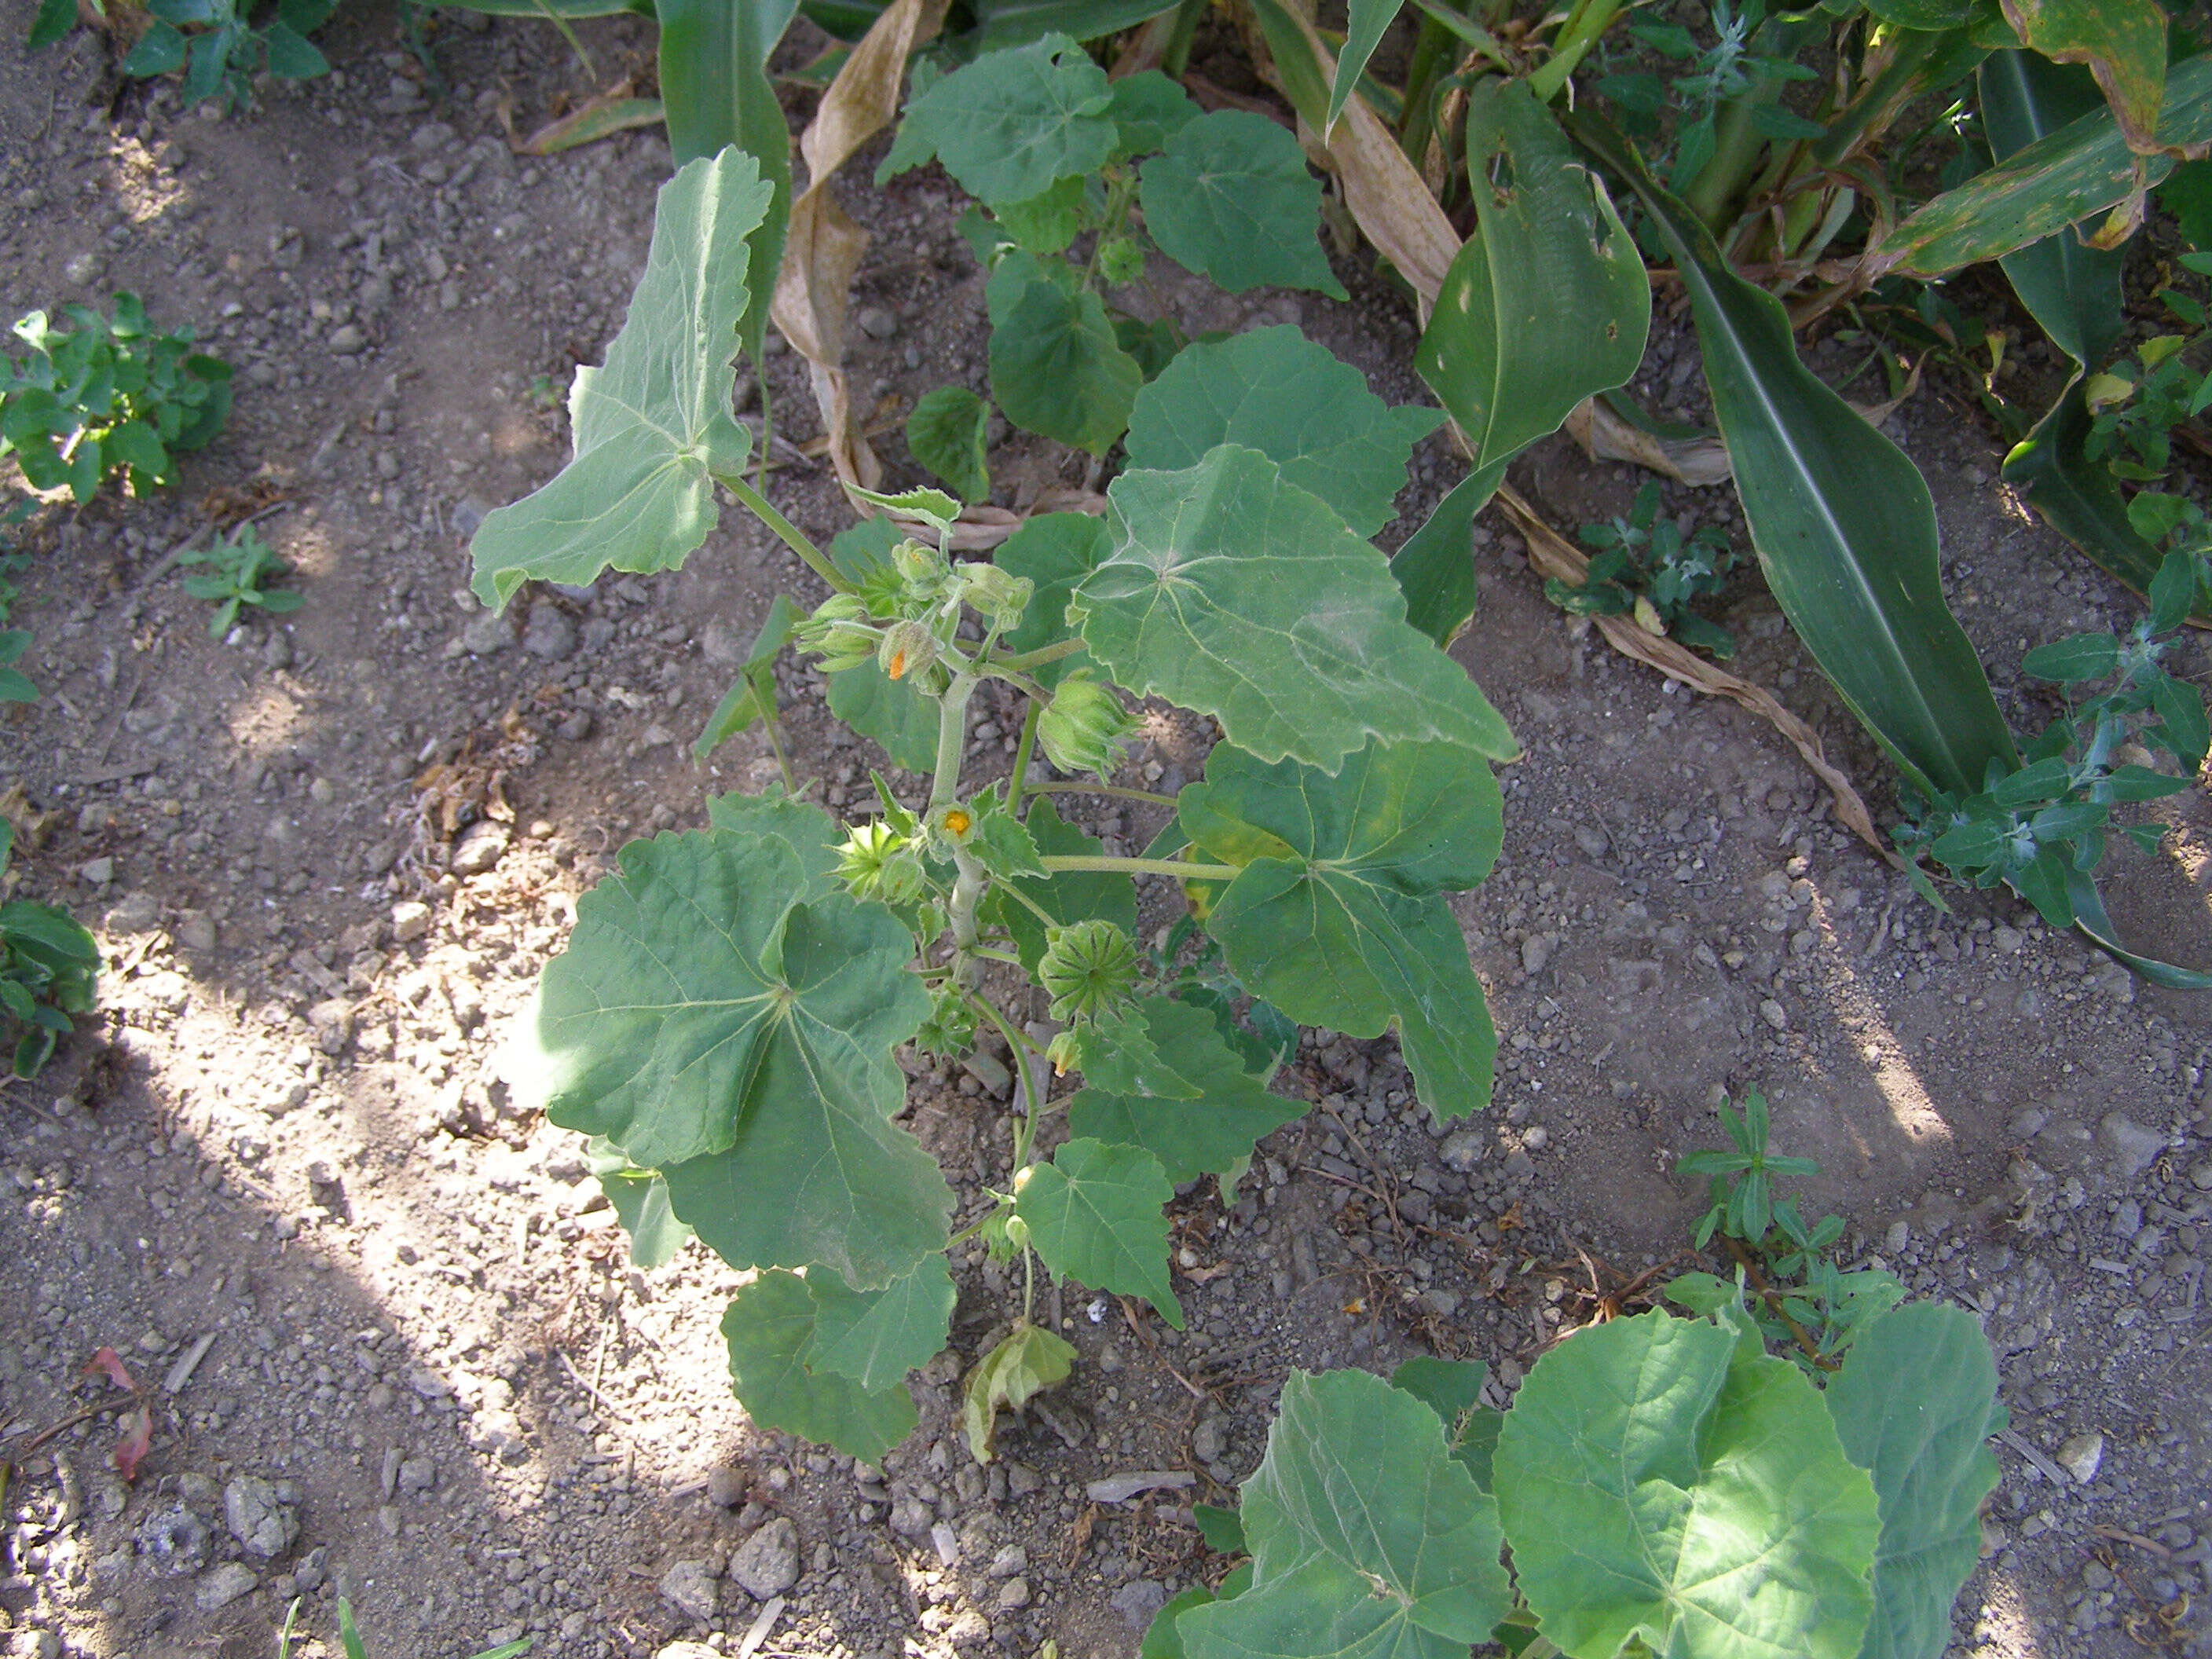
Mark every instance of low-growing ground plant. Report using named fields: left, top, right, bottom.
left=473, top=145, right=1515, bottom=1463
left=177, top=522, right=305, bottom=637
left=2, top=294, right=231, bottom=505
left=0, top=822, right=101, bottom=1081
left=27, top=0, right=339, bottom=108
left=1544, top=478, right=1738, bottom=658
left=1142, top=1103, right=2003, bottom=1659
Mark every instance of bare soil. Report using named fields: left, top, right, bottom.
left=4, top=6, right=2212, bottom=1659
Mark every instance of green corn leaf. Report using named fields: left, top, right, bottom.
left=1138, top=111, right=1347, bottom=298
left=1391, top=460, right=1510, bottom=647
left=2001, top=377, right=2170, bottom=602
left=1980, top=52, right=2126, bottom=370
left=1493, top=1308, right=1881, bottom=1659
left=979, top=796, right=1136, bottom=972
left=695, top=593, right=801, bottom=760
left=1074, top=445, right=1518, bottom=771
left=1875, top=53, right=2212, bottom=278
left=583, top=1137, right=695, bottom=1267
left=656, top=0, right=794, bottom=361
left=1123, top=327, right=1441, bottom=539
left=1178, top=1369, right=1511, bottom=1659
left=1577, top=120, right=2015, bottom=803
left=2002, top=0, right=2165, bottom=152
left=965, top=0, right=1182, bottom=53
left=801, top=1256, right=956, bottom=1390
left=1417, top=80, right=1649, bottom=472
left=994, top=511, right=1108, bottom=688
left=1014, top=1137, right=1182, bottom=1327
left=895, top=33, right=1115, bottom=206
left=1825, top=1304, right=2004, bottom=1659
left=1177, top=739, right=1502, bottom=1121
left=906, top=386, right=994, bottom=504
left=1327, top=0, right=1404, bottom=134
left=723, top=1270, right=918, bottom=1461
left=1861, top=0, right=1976, bottom=25
left=988, top=271, right=1143, bottom=455
left=1065, top=998, right=1306, bottom=1183
left=504, top=816, right=952, bottom=1290
left=471, top=148, right=771, bottom=608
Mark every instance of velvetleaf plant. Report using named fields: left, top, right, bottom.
left=474, top=145, right=1518, bottom=1461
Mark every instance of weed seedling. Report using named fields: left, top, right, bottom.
left=176, top=523, right=304, bottom=638
left=1545, top=478, right=1738, bottom=657
left=0, top=821, right=100, bottom=1079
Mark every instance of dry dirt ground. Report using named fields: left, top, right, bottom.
left=4, top=5, right=2212, bottom=1658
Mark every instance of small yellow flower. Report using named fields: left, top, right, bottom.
left=943, top=807, right=972, bottom=837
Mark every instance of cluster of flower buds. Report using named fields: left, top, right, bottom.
left=1038, top=672, right=1138, bottom=778
left=835, top=819, right=927, bottom=906
left=953, top=562, right=1033, bottom=632
left=790, top=593, right=880, bottom=672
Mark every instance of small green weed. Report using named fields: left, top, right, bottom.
left=29, top=0, right=339, bottom=108
left=0, top=821, right=101, bottom=1081
left=2, top=293, right=231, bottom=504
left=177, top=523, right=304, bottom=637
left=278, top=1595, right=532, bottom=1659
left=1544, top=478, right=1738, bottom=657
left=1897, top=548, right=2210, bottom=928
left=1673, top=1088, right=1905, bottom=1371
left=0, top=500, right=38, bottom=704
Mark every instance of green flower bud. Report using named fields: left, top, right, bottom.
left=1037, top=672, right=1136, bottom=778
left=1038, top=918, right=1140, bottom=1025
left=1097, top=236, right=1144, bottom=287
left=877, top=619, right=939, bottom=683
left=837, top=819, right=927, bottom=905
left=955, top=562, right=1033, bottom=630
left=793, top=595, right=878, bottom=671
left=892, top=539, right=953, bottom=604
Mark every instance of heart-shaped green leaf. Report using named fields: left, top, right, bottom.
left=1065, top=998, right=1306, bottom=1183
left=1075, top=445, right=1517, bottom=772
left=471, top=146, right=771, bottom=608
left=507, top=813, right=952, bottom=1290
left=1139, top=110, right=1347, bottom=298
left=1015, top=1137, right=1182, bottom=1327
left=1177, top=739, right=1502, bottom=1121
left=1493, top=1308, right=1881, bottom=1659
left=802, top=1256, right=957, bottom=1392
left=894, top=32, right=1115, bottom=207
left=989, top=270, right=1143, bottom=455
left=723, top=1269, right=917, bottom=1462
left=1125, top=327, right=1441, bottom=538
left=1179, top=1368, right=1511, bottom=1659
left=1825, top=1304, right=2004, bottom=1659
left=994, top=512, right=1108, bottom=690
left=906, top=386, right=994, bottom=504
left=584, top=1137, right=695, bottom=1268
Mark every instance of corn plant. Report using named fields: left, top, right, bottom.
left=473, top=148, right=1516, bottom=1461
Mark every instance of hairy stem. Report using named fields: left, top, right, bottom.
left=1039, top=855, right=1229, bottom=880
left=761, top=711, right=797, bottom=795
left=1008, top=699, right=1041, bottom=815
left=717, top=471, right=851, bottom=595
left=1528, top=0, right=1625, bottom=103
left=1025, top=780, right=1179, bottom=809
left=991, top=637, right=1086, bottom=673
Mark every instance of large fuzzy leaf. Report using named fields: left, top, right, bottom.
left=1065, top=998, right=1306, bottom=1183
left=890, top=31, right=1115, bottom=205
left=1981, top=52, right=2126, bottom=369
left=508, top=820, right=950, bottom=1290
left=1876, top=52, right=2212, bottom=277
left=1074, top=445, right=1517, bottom=772
left=1417, top=80, right=1650, bottom=471
left=1014, top=1137, right=1182, bottom=1326
left=1578, top=122, right=2015, bottom=802
left=1177, top=739, right=1501, bottom=1121
left=1493, top=1309, right=1881, bottom=1659
left=994, top=511, right=1109, bottom=689
left=803, top=1256, right=957, bottom=1391
left=584, top=1137, right=695, bottom=1268
left=471, top=148, right=772, bottom=608
left=1124, top=327, right=1441, bottom=538
left=1825, top=1304, right=2004, bottom=1659
left=1138, top=112, right=1347, bottom=298
left=723, top=1270, right=917, bottom=1461
left=1179, top=1368, right=1511, bottom=1659
left=988, top=269, right=1144, bottom=455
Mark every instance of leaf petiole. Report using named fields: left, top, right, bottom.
left=991, top=638, right=1086, bottom=674
left=716, top=468, right=852, bottom=595
left=1025, top=780, right=1179, bottom=809
left=1038, top=855, right=1231, bottom=881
